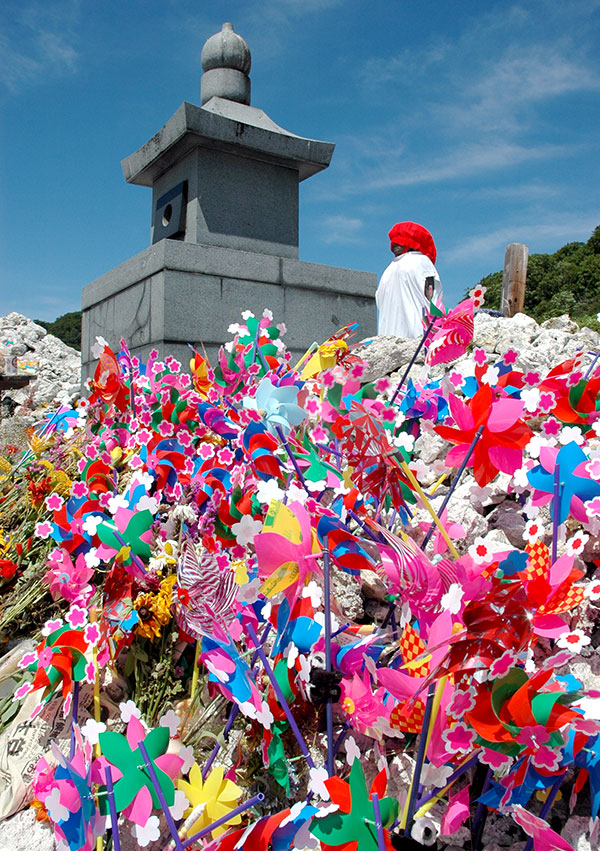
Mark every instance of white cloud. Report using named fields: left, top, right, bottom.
left=320, top=214, right=364, bottom=243
left=0, top=1, right=80, bottom=93
left=446, top=215, right=600, bottom=263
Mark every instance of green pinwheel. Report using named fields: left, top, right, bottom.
left=98, top=725, right=178, bottom=824
left=310, top=759, right=399, bottom=851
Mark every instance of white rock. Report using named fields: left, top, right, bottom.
left=562, top=815, right=592, bottom=851
left=0, top=807, right=55, bottom=851
left=355, top=335, right=423, bottom=383
left=0, top=312, right=80, bottom=413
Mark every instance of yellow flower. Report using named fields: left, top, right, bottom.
left=178, top=764, right=242, bottom=838
left=0, top=457, right=11, bottom=481
left=133, top=583, right=173, bottom=640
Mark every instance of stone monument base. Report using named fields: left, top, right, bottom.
left=81, top=238, right=376, bottom=381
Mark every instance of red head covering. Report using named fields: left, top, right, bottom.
left=388, top=221, right=437, bottom=263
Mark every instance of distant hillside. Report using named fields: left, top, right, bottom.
left=35, top=311, right=81, bottom=350
left=470, top=225, right=600, bottom=330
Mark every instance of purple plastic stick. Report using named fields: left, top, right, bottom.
left=246, top=623, right=315, bottom=768
left=104, top=764, right=121, bottom=851
left=523, top=773, right=564, bottom=851
left=182, top=793, right=264, bottom=848
left=138, top=741, right=186, bottom=851
left=370, top=792, right=387, bottom=851
left=112, top=529, right=147, bottom=575
left=552, top=464, right=561, bottom=564
left=422, top=424, right=484, bottom=548
left=414, top=751, right=480, bottom=811
left=275, top=425, right=310, bottom=494
left=70, top=680, right=79, bottom=760
left=585, top=350, right=600, bottom=379
left=390, top=318, right=435, bottom=404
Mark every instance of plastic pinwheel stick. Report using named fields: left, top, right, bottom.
left=471, top=768, right=493, bottom=851
left=332, top=720, right=352, bottom=757
left=371, top=792, right=387, bottom=851
left=167, top=801, right=217, bottom=851
left=201, top=623, right=272, bottom=781
left=414, top=751, right=480, bottom=815
left=585, top=350, right=600, bottom=379
left=552, top=464, right=561, bottom=564
left=275, top=425, right=311, bottom=494
left=323, top=546, right=335, bottom=777
left=422, top=424, right=485, bottom=549
left=390, top=318, right=436, bottom=404
left=104, top=764, right=121, bottom=851
left=246, top=623, right=316, bottom=769
left=402, top=684, right=436, bottom=834
left=182, top=793, right=265, bottom=849
left=112, top=529, right=147, bottom=575
left=70, top=680, right=79, bottom=760
left=396, top=459, right=459, bottom=559
left=522, top=773, right=565, bottom=851
left=138, top=741, right=186, bottom=851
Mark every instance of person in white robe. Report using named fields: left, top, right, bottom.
left=376, top=221, right=442, bottom=338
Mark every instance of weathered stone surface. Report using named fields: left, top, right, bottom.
left=0, top=313, right=80, bottom=412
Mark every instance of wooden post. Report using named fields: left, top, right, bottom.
left=501, top=243, right=528, bottom=316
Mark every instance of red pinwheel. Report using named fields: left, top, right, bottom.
left=519, top=541, right=585, bottom=638
left=19, top=621, right=90, bottom=708
left=89, top=343, right=129, bottom=412
left=435, top=383, right=532, bottom=486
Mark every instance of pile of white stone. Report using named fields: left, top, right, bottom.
left=0, top=312, right=81, bottom=414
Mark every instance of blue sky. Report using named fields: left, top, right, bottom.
left=1, top=0, right=599, bottom=322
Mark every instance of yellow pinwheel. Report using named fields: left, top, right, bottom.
left=178, top=764, right=243, bottom=838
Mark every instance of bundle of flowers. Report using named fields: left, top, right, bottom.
left=0, top=294, right=599, bottom=851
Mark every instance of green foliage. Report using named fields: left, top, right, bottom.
left=36, top=310, right=81, bottom=350
left=469, top=226, right=600, bottom=332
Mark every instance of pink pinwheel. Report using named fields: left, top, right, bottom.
left=418, top=508, right=465, bottom=555
left=44, top=549, right=94, bottom=605
left=426, top=298, right=474, bottom=366
left=512, top=805, right=574, bottom=851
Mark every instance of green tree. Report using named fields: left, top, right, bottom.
left=469, top=226, right=600, bottom=330
left=35, top=311, right=81, bottom=350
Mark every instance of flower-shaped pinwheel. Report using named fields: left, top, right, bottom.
left=44, top=549, right=94, bottom=605
left=177, top=763, right=243, bottom=838
left=527, top=440, right=600, bottom=524
left=254, top=500, right=321, bottom=608
left=309, top=759, right=399, bottom=851
left=465, top=666, right=579, bottom=760
left=244, top=376, right=306, bottom=438
left=435, top=383, right=532, bottom=486
left=97, top=716, right=183, bottom=827
left=19, top=621, right=89, bottom=708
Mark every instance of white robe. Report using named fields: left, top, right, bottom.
left=376, top=251, right=442, bottom=338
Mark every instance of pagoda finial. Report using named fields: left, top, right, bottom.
left=201, top=22, right=251, bottom=106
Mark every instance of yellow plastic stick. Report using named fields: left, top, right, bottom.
left=190, top=639, right=202, bottom=702
left=397, top=460, right=459, bottom=559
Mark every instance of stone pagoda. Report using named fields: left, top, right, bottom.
left=81, top=23, right=376, bottom=377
